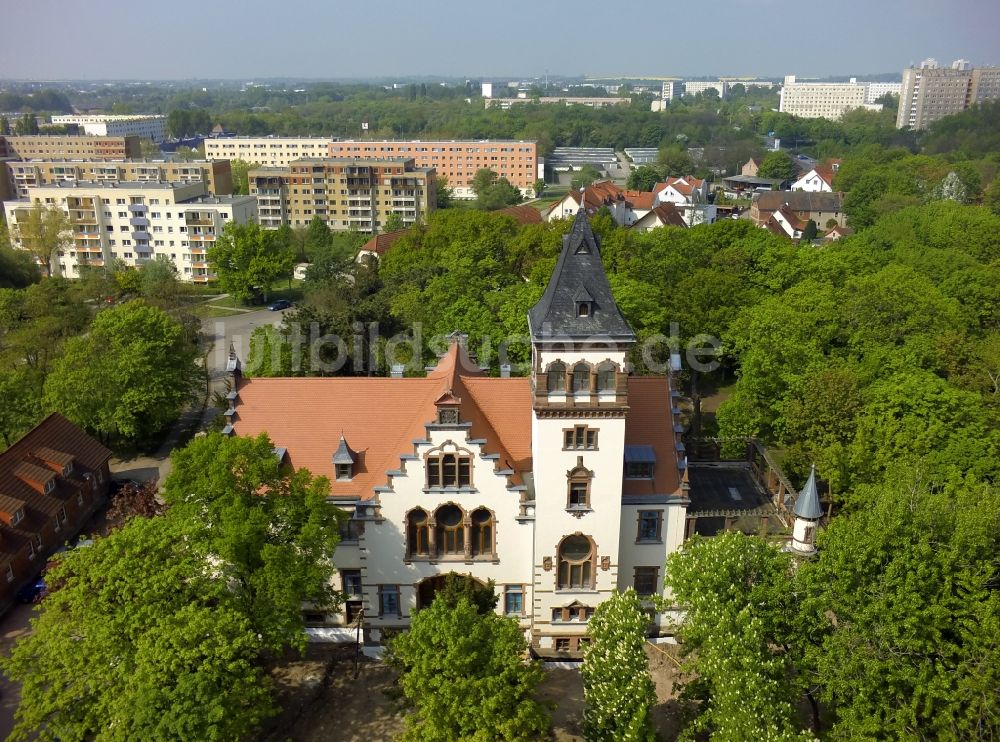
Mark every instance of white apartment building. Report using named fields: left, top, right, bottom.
left=684, top=81, right=729, bottom=99
left=50, top=115, right=167, bottom=142
left=779, top=76, right=878, bottom=120
left=4, top=181, right=256, bottom=282
left=864, top=81, right=902, bottom=104
left=204, top=137, right=332, bottom=167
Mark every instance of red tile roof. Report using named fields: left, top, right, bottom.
left=0, top=413, right=112, bottom=553
left=358, top=229, right=411, bottom=257
left=497, top=204, right=544, bottom=225
left=232, top=342, right=683, bottom=500
left=624, top=377, right=682, bottom=497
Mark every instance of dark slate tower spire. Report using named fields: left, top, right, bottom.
left=528, top=210, right=636, bottom=344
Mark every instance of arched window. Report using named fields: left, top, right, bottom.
left=558, top=535, right=594, bottom=590
left=547, top=362, right=566, bottom=392
left=572, top=363, right=591, bottom=393
left=436, top=504, right=465, bottom=555
left=471, top=508, right=493, bottom=558
left=407, top=509, right=429, bottom=557
left=597, top=362, right=616, bottom=392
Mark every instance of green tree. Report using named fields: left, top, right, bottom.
left=626, top=164, right=662, bottom=191
left=1, top=516, right=275, bottom=742
left=388, top=595, right=549, bottom=741
left=0, top=368, right=42, bottom=448
left=658, top=144, right=694, bottom=176
left=208, top=222, right=295, bottom=303
left=161, top=432, right=343, bottom=652
left=801, top=219, right=817, bottom=240
left=44, top=300, right=199, bottom=443
left=472, top=168, right=524, bottom=210
left=229, top=159, right=257, bottom=195
left=799, top=472, right=1000, bottom=739
left=245, top=325, right=296, bottom=377
left=664, top=534, right=816, bottom=740
left=571, top=164, right=604, bottom=190
left=533, top=178, right=545, bottom=197
left=138, top=255, right=182, bottom=310
left=0, top=221, right=40, bottom=288
left=757, top=151, right=797, bottom=181
left=12, top=203, right=72, bottom=277
left=0, top=115, right=9, bottom=135
left=581, top=589, right=656, bottom=742
left=382, top=211, right=405, bottom=234
left=303, top=215, right=333, bottom=260
left=435, top=175, right=453, bottom=208
left=984, top=176, right=1000, bottom=216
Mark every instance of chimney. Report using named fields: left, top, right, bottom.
left=500, top=364, right=512, bottom=378
left=390, top=364, right=405, bottom=378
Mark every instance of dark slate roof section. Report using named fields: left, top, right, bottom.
left=528, top=210, right=636, bottom=342
left=624, top=445, right=656, bottom=463
left=793, top=465, right=823, bottom=519
left=332, top=436, right=356, bottom=465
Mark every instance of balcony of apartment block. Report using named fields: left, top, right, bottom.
left=70, top=213, right=98, bottom=225
left=76, top=257, right=105, bottom=268
left=132, top=230, right=151, bottom=241
left=256, top=188, right=282, bottom=197
left=191, top=272, right=218, bottom=284
left=127, top=203, right=147, bottom=213
left=347, top=209, right=373, bottom=218
left=345, top=178, right=373, bottom=187
left=129, top=215, right=149, bottom=227
left=185, top=213, right=214, bottom=226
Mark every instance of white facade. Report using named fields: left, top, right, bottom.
left=659, top=81, right=684, bottom=104
left=4, top=182, right=257, bottom=282
left=791, top=168, right=833, bottom=192
left=204, top=137, right=333, bottom=167
left=864, top=81, right=902, bottom=104
left=50, top=115, right=167, bottom=142
left=230, top=211, right=689, bottom=653
left=779, top=76, right=873, bottom=120
left=684, top=81, right=729, bottom=99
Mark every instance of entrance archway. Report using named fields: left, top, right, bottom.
left=415, top=572, right=489, bottom=611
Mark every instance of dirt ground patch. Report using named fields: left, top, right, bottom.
left=262, top=642, right=685, bottom=741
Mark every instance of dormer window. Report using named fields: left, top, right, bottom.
left=332, top=436, right=356, bottom=482
left=63, top=461, right=74, bottom=476
left=438, top=408, right=459, bottom=425
left=11, top=508, right=24, bottom=527
left=573, top=285, right=595, bottom=318
left=43, top=479, right=55, bottom=494
left=577, top=303, right=590, bottom=317
left=624, top=445, right=656, bottom=479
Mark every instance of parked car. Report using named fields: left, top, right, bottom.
left=16, top=576, right=47, bottom=604
left=267, top=299, right=292, bottom=311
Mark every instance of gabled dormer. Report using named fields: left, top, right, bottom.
left=433, top=390, right=462, bottom=426
left=332, top=436, right=356, bottom=482
left=13, top=461, right=57, bottom=495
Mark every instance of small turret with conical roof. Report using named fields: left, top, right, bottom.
left=790, top=464, right=822, bottom=555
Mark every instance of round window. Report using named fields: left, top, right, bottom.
left=472, top=509, right=491, bottom=525
left=409, top=510, right=427, bottom=525
left=561, top=535, right=592, bottom=562
left=436, top=505, right=462, bottom=527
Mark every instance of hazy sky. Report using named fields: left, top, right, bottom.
left=3, top=0, right=998, bottom=81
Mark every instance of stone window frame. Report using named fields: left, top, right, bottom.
left=566, top=457, right=593, bottom=511
left=633, top=566, right=660, bottom=596
left=424, top=442, right=474, bottom=490
left=377, top=585, right=401, bottom=617
left=563, top=425, right=598, bottom=451
left=556, top=533, right=597, bottom=591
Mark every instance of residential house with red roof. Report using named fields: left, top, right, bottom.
left=229, top=211, right=691, bottom=655
left=0, top=414, right=112, bottom=610
left=791, top=159, right=841, bottom=192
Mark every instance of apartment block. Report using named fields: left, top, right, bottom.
left=779, top=76, right=875, bottom=120
left=204, top=137, right=332, bottom=167
left=4, top=159, right=232, bottom=199
left=327, top=140, right=538, bottom=198
left=897, top=60, right=1000, bottom=129
left=4, top=181, right=257, bottom=283
left=864, top=81, right=903, bottom=104
left=248, top=157, right=434, bottom=232
left=50, top=115, right=167, bottom=142
left=0, top=135, right=143, bottom=160
left=684, top=81, right=729, bottom=99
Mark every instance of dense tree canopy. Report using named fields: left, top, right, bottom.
left=2, top=432, right=341, bottom=741
left=207, top=222, right=296, bottom=302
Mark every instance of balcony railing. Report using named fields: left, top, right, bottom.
left=128, top=203, right=147, bottom=213
left=129, top=217, right=149, bottom=227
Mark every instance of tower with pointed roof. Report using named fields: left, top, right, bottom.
left=790, top=465, right=823, bottom=555
left=526, top=210, right=640, bottom=652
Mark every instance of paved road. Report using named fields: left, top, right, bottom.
left=110, top=307, right=285, bottom=484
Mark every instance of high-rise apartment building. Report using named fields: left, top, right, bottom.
left=779, top=76, right=875, bottom=119
left=4, top=159, right=232, bottom=199
left=248, top=157, right=434, bottom=232
left=3, top=181, right=257, bottom=282
left=327, top=140, right=538, bottom=198
left=897, top=59, right=1000, bottom=129
left=49, top=115, right=167, bottom=142
left=684, top=81, right=729, bottom=99
left=0, top=135, right=142, bottom=160
left=207, top=137, right=539, bottom=199
left=204, top=137, right=333, bottom=168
